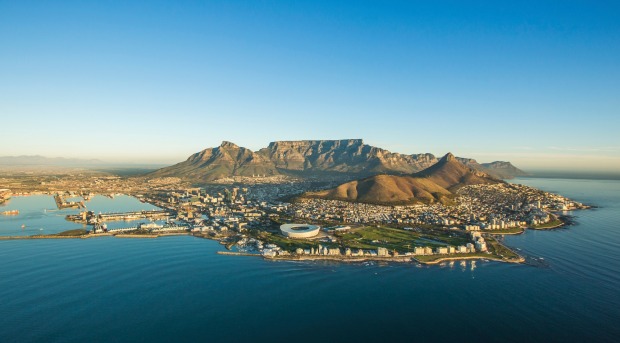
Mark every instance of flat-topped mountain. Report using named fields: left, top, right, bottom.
left=149, top=140, right=525, bottom=182
left=301, top=153, right=502, bottom=205
left=150, top=139, right=438, bottom=182
left=259, top=139, right=436, bottom=175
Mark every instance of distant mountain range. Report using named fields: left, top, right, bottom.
left=149, top=139, right=527, bottom=181
left=0, top=155, right=103, bottom=166
left=301, top=153, right=502, bottom=205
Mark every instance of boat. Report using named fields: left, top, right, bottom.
left=21, top=224, right=26, bottom=229
left=1, top=210, right=19, bottom=216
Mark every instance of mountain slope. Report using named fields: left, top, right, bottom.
left=457, top=157, right=527, bottom=179
left=150, top=139, right=439, bottom=181
left=302, top=153, right=502, bottom=205
left=480, top=161, right=528, bottom=179
left=149, top=140, right=525, bottom=182
left=151, top=141, right=279, bottom=181
left=416, top=153, right=500, bottom=191
left=306, top=174, right=453, bottom=205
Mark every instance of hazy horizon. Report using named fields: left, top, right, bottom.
left=1, top=1, right=618, bottom=173
left=2, top=141, right=620, bottom=179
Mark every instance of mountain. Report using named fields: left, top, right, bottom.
left=417, top=153, right=500, bottom=190
left=149, top=139, right=525, bottom=182
left=260, top=139, right=436, bottom=175
left=150, top=139, right=439, bottom=181
left=480, top=161, right=528, bottom=179
left=302, top=153, right=502, bottom=205
left=457, top=157, right=527, bottom=179
left=151, top=141, right=278, bottom=182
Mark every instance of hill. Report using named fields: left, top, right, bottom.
left=302, top=153, right=502, bottom=205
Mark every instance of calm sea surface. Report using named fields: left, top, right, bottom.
left=0, top=178, right=619, bottom=342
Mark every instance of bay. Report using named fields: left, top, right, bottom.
left=0, top=178, right=619, bottom=342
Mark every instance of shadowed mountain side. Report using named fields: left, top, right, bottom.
left=300, top=153, right=503, bottom=205
left=417, top=153, right=502, bottom=191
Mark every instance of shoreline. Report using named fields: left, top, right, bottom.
left=0, top=232, right=191, bottom=240
left=219, top=250, right=525, bottom=265
left=528, top=214, right=569, bottom=230
left=417, top=255, right=524, bottom=265
left=0, top=231, right=526, bottom=265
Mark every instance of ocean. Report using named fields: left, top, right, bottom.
left=0, top=178, right=618, bottom=342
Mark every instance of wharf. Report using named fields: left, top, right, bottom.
left=66, top=209, right=172, bottom=223
left=54, top=194, right=85, bottom=210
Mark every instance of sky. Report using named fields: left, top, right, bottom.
left=0, top=0, right=619, bottom=172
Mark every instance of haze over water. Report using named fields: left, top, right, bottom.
left=0, top=177, right=618, bottom=342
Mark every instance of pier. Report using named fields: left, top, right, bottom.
left=54, top=194, right=85, bottom=210
left=66, top=209, right=173, bottom=223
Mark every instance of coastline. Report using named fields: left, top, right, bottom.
left=218, top=250, right=525, bottom=265
left=0, top=232, right=191, bottom=240
left=416, top=255, right=524, bottom=265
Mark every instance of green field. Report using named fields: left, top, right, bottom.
left=484, top=235, right=521, bottom=260
left=532, top=217, right=564, bottom=229
left=338, top=226, right=470, bottom=253
left=482, top=227, right=525, bottom=234
left=56, top=229, right=89, bottom=236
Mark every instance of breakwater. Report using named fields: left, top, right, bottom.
left=66, top=209, right=172, bottom=223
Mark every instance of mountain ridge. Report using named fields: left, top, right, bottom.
left=301, top=152, right=503, bottom=205
left=149, top=140, right=526, bottom=182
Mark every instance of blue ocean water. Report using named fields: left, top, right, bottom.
left=0, top=195, right=161, bottom=236
left=0, top=179, right=619, bottom=342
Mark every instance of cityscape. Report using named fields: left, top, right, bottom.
left=0, top=151, right=588, bottom=266
left=1, top=1, right=618, bottom=342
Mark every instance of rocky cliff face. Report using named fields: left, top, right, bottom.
left=260, top=139, right=437, bottom=175
left=149, top=140, right=524, bottom=182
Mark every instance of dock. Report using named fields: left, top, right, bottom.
left=54, top=194, right=85, bottom=210
left=66, top=209, right=173, bottom=223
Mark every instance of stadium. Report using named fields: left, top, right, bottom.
left=280, top=224, right=321, bottom=238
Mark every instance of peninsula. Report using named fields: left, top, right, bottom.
left=0, top=140, right=588, bottom=265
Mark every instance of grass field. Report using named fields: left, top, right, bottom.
left=532, top=216, right=564, bottom=229
left=484, top=235, right=521, bottom=260
left=338, top=226, right=470, bottom=253
left=482, top=227, right=525, bottom=234
left=56, top=229, right=88, bottom=236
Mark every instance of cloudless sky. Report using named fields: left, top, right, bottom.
left=0, top=0, right=619, bottom=172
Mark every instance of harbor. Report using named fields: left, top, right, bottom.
left=54, top=194, right=85, bottom=210
left=0, top=194, right=165, bottom=237
left=66, top=209, right=172, bottom=224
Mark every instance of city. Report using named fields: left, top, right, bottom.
left=0, top=172, right=588, bottom=265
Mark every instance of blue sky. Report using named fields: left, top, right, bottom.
left=0, top=0, right=618, bottom=172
